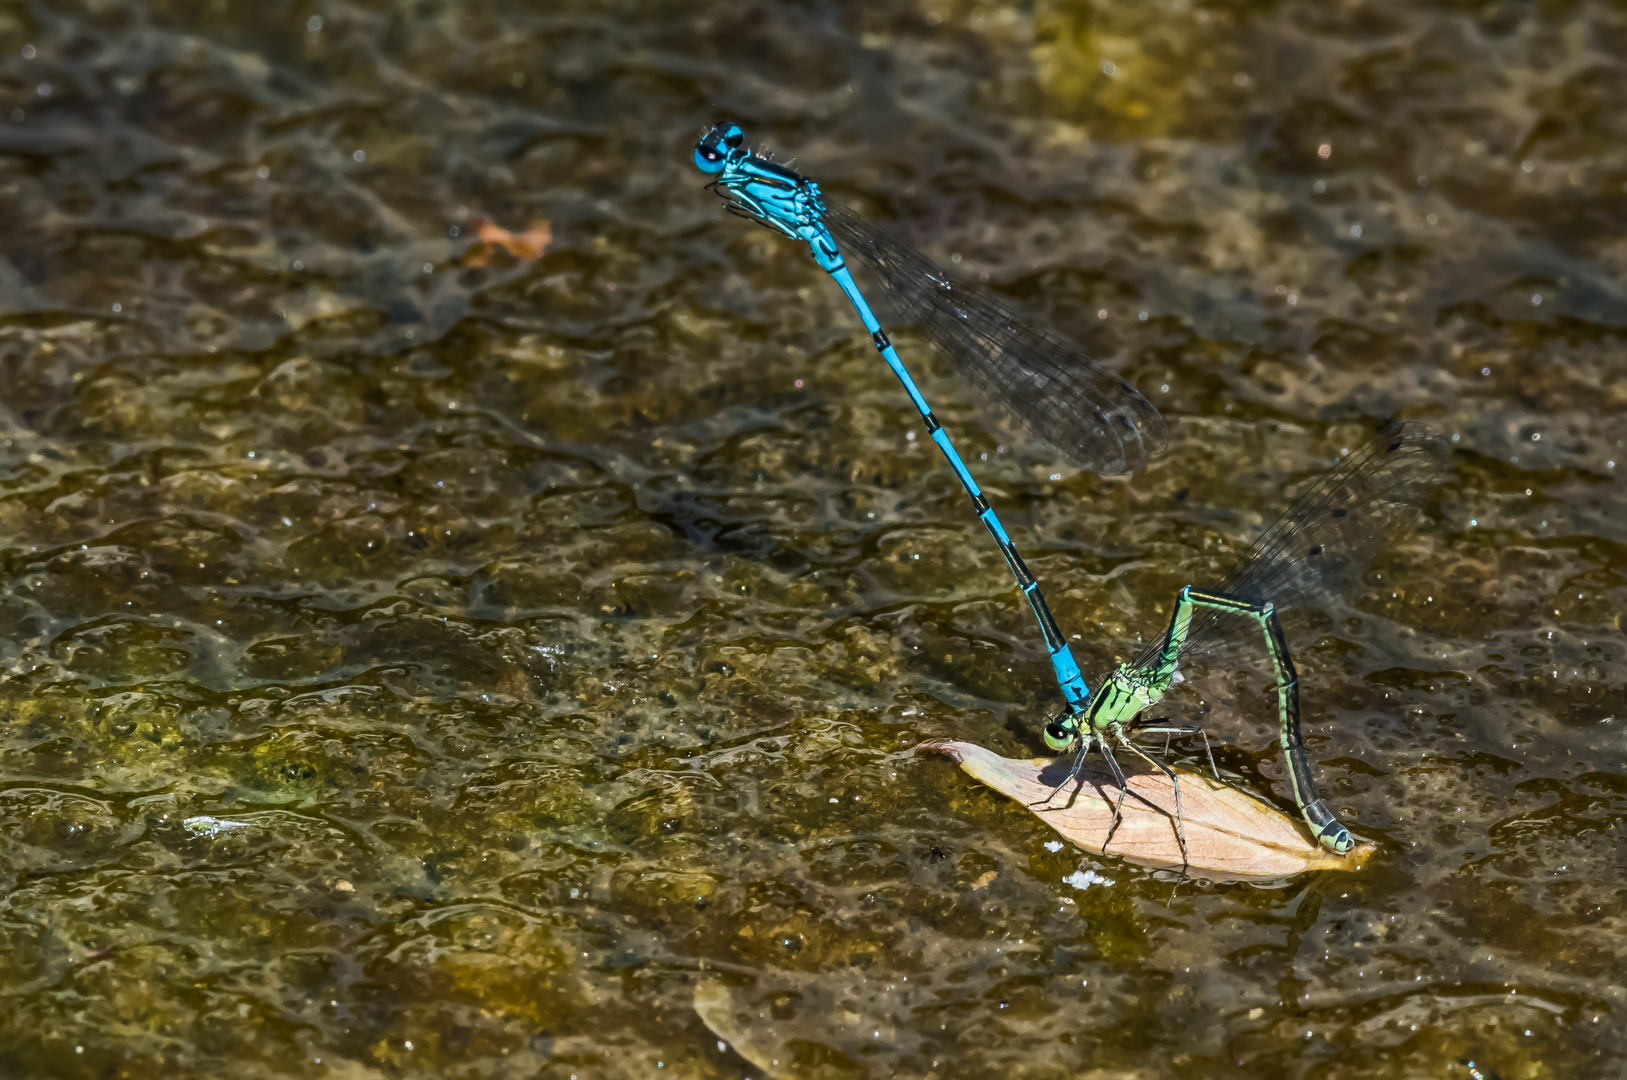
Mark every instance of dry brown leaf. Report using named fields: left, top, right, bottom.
left=923, top=740, right=1375, bottom=879
left=461, top=217, right=552, bottom=267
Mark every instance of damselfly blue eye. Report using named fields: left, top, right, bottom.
left=693, top=121, right=745, bottom=174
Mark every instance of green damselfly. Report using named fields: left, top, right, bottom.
left=1038, top=422, right=1450, bottom=861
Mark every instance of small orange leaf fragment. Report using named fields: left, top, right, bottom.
left=923, top=740, right=1374, bottom=879
left=462, top=217, right=552, bottom=267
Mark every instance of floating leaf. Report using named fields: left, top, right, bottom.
left=923, top=740, right=1375, bottom=879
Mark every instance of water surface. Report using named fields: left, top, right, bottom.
left=0, top=1, right=1623, bottom=1077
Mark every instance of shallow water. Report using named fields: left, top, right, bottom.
left=0, top=1, right=1624, bottom=1077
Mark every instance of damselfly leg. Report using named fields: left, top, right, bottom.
left=1029, top=716, right=1094, bottom=809
left=1126, top=717, right=1219, bottom=779
left=1030, top=722, right=1193, bottom=870
left=1093, top=738, right=1133, bottom=855
left=1112, top=735, right=1190, bottom=870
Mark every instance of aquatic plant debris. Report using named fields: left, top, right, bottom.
left=182, top=816, right=253, bottom=839
left=922, top=741, right=1375, bottom=879
left=462, top=217, right=553, bottom=266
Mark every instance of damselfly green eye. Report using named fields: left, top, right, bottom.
left=1044, top=719, right=1074, bottom=752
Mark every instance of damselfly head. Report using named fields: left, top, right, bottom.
left=1043, top=716, right=1077, bottom=752
left=693, top=121, right=745, bottom=174
left=1044, top=698, right=1089, bottom=752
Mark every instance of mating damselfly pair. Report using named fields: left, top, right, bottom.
left=692, top=120, right=1448, bottom=864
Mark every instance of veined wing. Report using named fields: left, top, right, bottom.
left=822, top=203, right=1168, bottom=476
left=1132, top=421, right=1450, bottom=673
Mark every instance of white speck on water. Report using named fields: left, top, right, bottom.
left=1045, top=841, right=1063, bottom=853
left=184, top=816, right=252, bottom=838
left=1063, top=868, right=1115, bottom=891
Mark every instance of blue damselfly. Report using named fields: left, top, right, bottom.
left=693, top=120, right=1165, bottom=719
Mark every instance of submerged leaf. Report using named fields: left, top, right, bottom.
left=695, top=976, right=903, bottom=1080
left=923, top=741, right=1375, bottom=879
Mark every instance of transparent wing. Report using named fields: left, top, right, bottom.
left=1132, top=421, right=1451, bottom=673
left=822, top=204, right=1168, bottom=476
